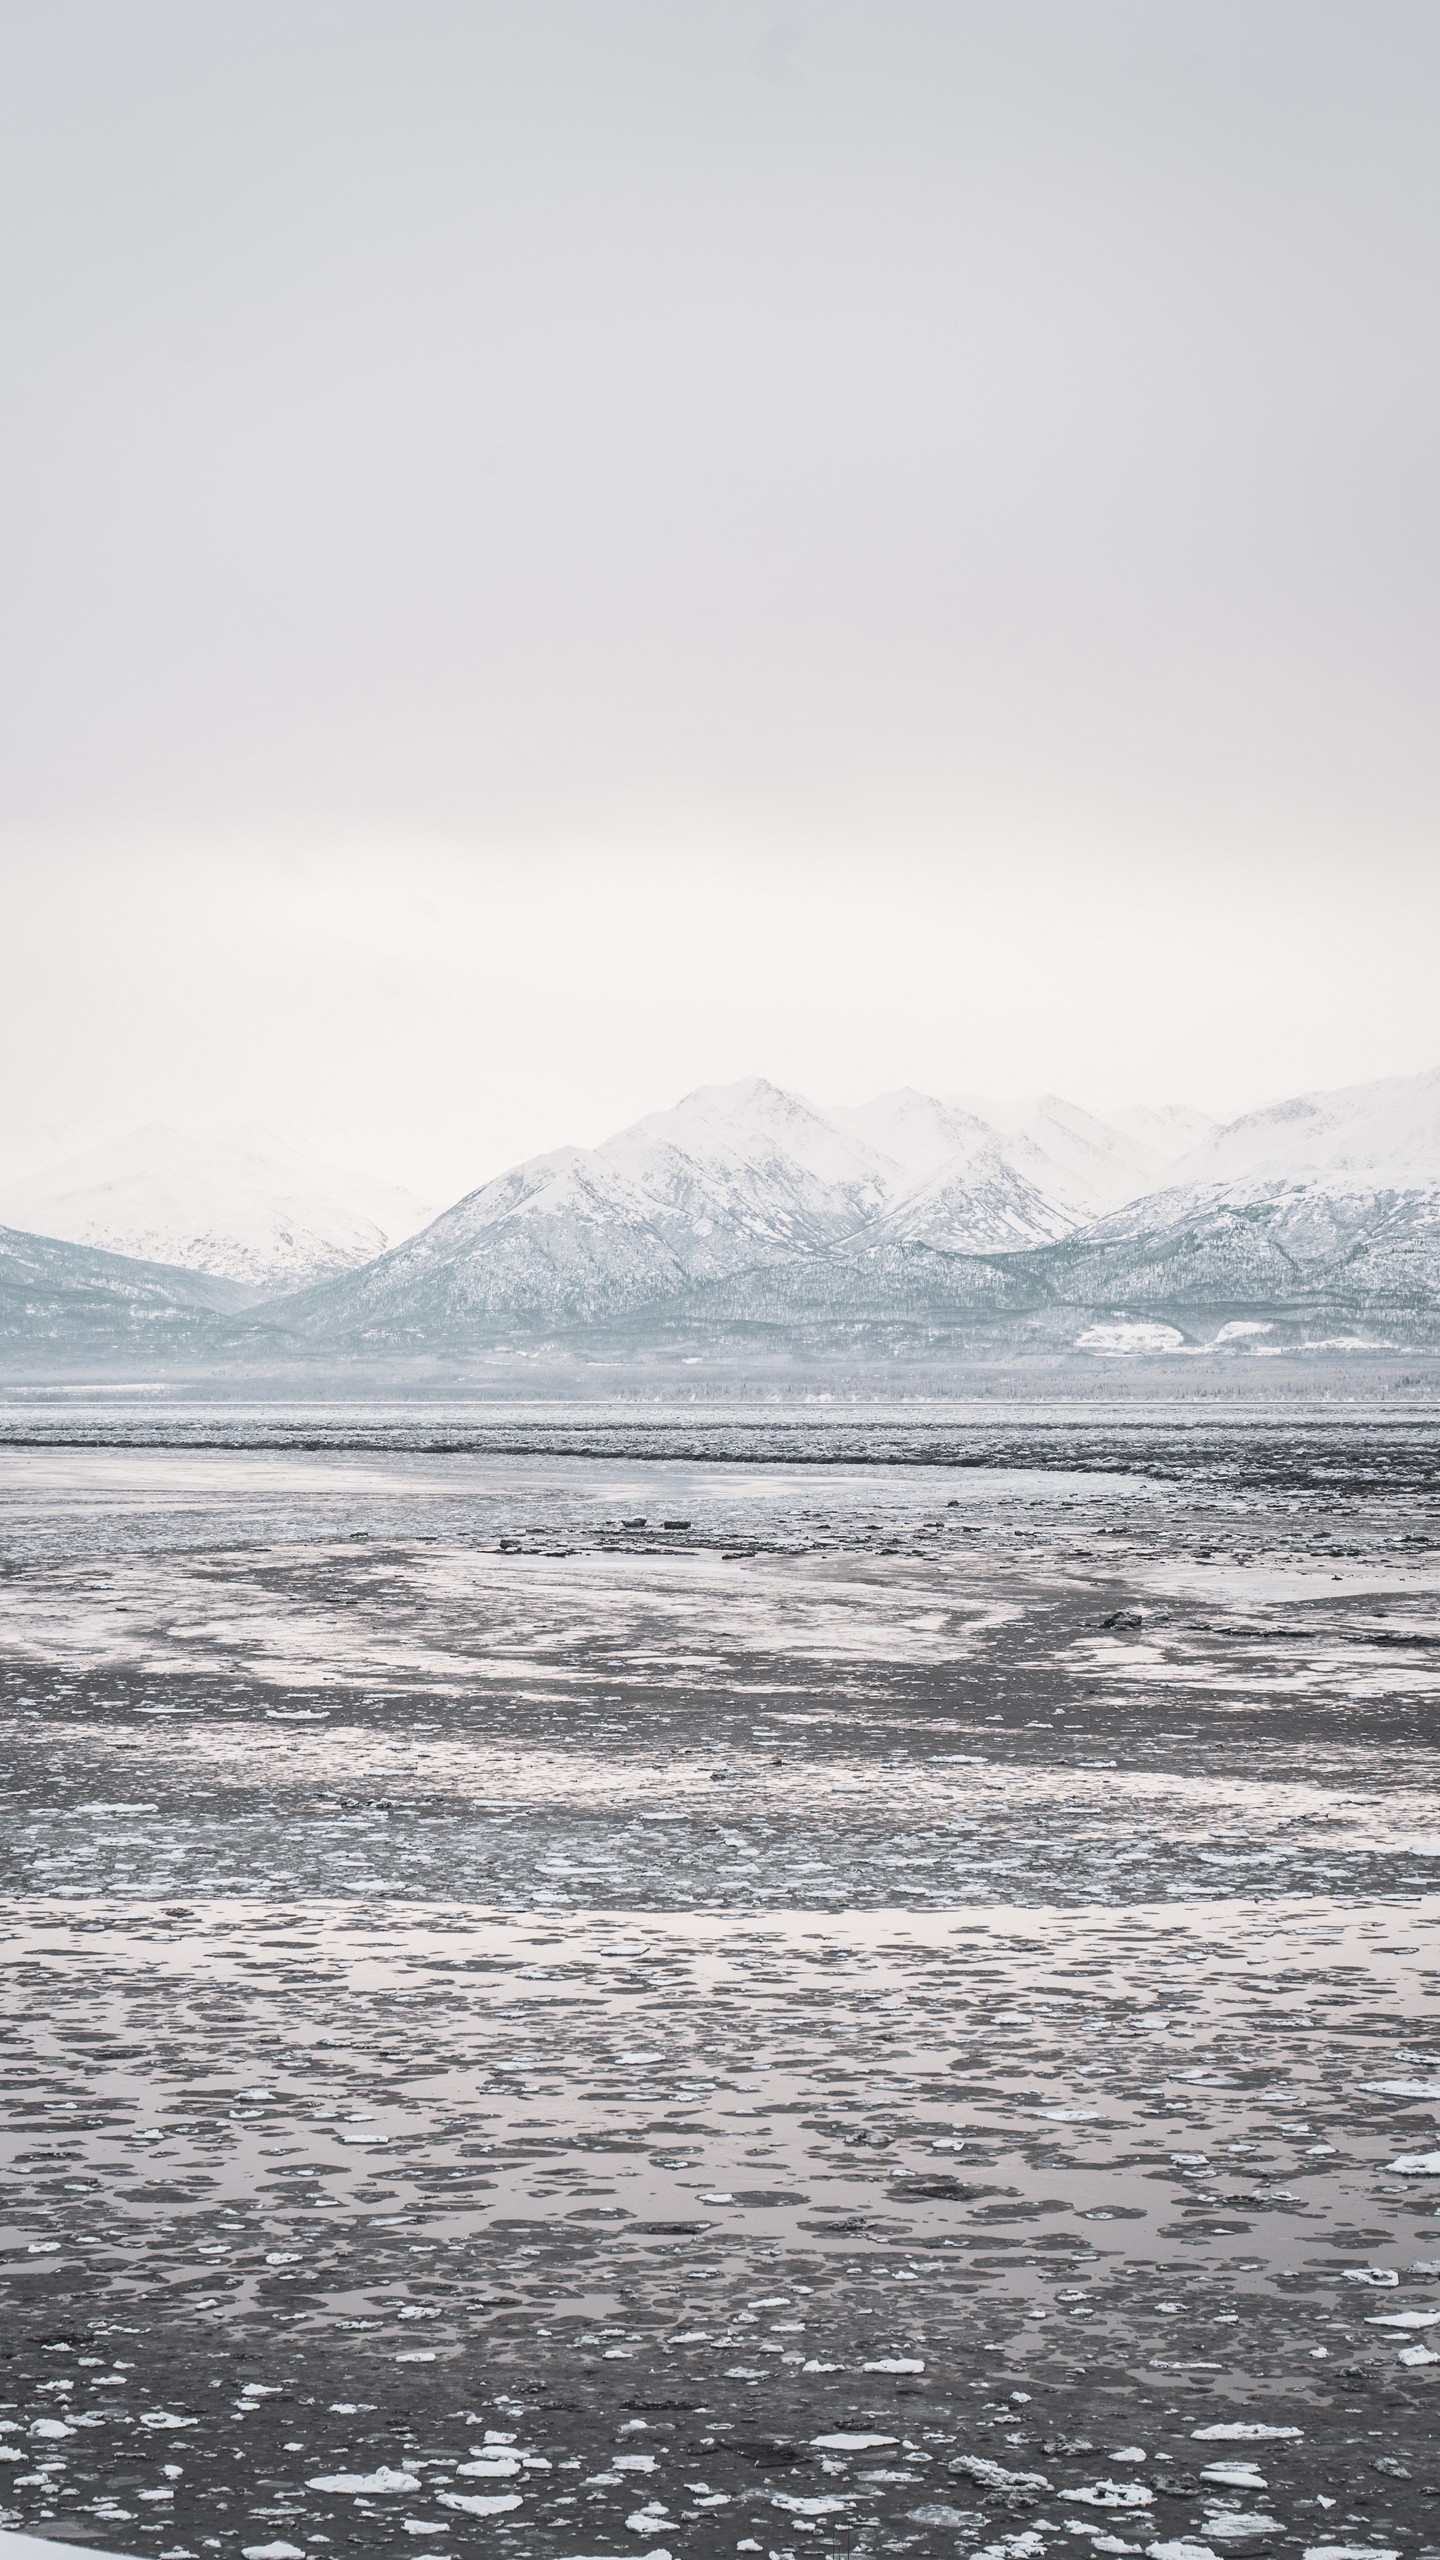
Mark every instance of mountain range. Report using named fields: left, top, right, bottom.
left=249, top=1079, right=1210, bottom=1345
left=2, top=1067, right=1438, bottom=1368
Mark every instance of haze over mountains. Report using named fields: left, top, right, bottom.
left=0, top=1125, right=438, bottom=1293
left=2, top=1067, right=1438, bottom=1369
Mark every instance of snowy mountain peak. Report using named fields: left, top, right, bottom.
left=828, top=1089, right=1002, bottom=1179
left=615, top=1076, right=895, bottom=1193
left=940, top=1091, right=1171, bottom=1217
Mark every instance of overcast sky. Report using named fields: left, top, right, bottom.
left=3, top=2, right=1438, bottom=1195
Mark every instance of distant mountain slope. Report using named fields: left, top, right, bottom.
left=947, top=1092, right=1177, bottom=1215
left=1168, top=1064, right=1440, bottom=1187
left=1018, top=1067, right=1440, bottom=1337
left=630, top=1081, right=1066, bottom=1253
left=277, top=1146, right=705, bottom=1339
left=685, top=1175, right=1440, bottom=1319
left=1009, top=1177, right=1440, bottom=1318
left=829, top=1089, right=1018, bottom=1180
left=1108, top=1101, right=1218, bottom=1159
left=0, top=1126, right=438, bottom=1292
left=825, top=1088, right=1084, bottom=1239
left=595, top=1077, right=896, bottom=1253
left=0, top=1222, right=253, bottom=1366
left=847, top=1130, right=1072, bottom=1253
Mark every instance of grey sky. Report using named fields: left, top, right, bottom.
left=3, top=3, right=1438, bottom=1194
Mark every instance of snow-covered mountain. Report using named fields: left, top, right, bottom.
left=829, top=1089, right=1013, bottom=1180
left=266, top=1079, right=900, bottom=1338
left=946, top=1092, right=1183, bottom=1217
left=831, top=1088, right=1186, bottom=1217
left=1166, top=1065, right=1440, bottom=1188
left=831, top=1097, right=1072, bottom=1251
left=7, top=1068, right=1430, bottom=1368
left=982, top=1067, right=1440, bottom=1341
left=1023, top=1176, right=1440, bottom=1319
left=264, top=1074, right=1205, bottom=1346
left=1108, top=1101, right=1218, bottom=1161
left=598, top=1078, right=898, bottom=1253
left=0, top=1126, right=439, bottom=1293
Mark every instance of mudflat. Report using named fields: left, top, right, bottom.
left=0, top=1408, right=1436, bottom=2557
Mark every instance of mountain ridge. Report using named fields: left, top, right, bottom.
left=258, top=1073, right=1177, bottom=1344
left=1, top=1066, right=1435, bottom=1368
left=255, top=1069, right=1440, bottom=1356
